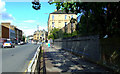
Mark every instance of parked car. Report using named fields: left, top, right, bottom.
left=37, top=42, right=42, bottom=45
left=18, top=41, right=24, bottom=45
left=0, top=42, right=2, bottom=48
left=2, top=41, right=15, bottom=48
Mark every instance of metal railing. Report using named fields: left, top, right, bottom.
left=26, top=45, right=42, bottom=73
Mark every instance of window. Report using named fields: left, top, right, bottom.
left=40, top=37, right=42, bottom=39
left=37, top=37, right=39, bottom=39
left=65, top=15, right=67, bottom=19
left=71, top=15, right=73, bottom=19
left=71, top=29, right=73, bottom=33
left=37, top=34, right=39, bottom=36
left=65, top=22, right=67, bottom=27
left=71, top=23, right=74, bottom=33
left=65, top=28, right=67, bottom=33
left=52, top=15, right=54, bottom=20
left=58, top=21, right=61, bottom=23
left=71, top=23, right=73, bottom=27
left=52, top=22, right=54, bottom=27
left=42, top=34, right=44, bottom=36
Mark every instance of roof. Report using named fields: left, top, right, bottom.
left=34, top=30, right=47, bottom=34
left=28, top=35, right=33, bottom=37
left=50, top=10, right=75, bottom=14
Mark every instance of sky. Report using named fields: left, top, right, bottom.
left=0, top=0, right=56, bottom=36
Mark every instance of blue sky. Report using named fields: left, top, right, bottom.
left=0, top=1, right=56, bottom=36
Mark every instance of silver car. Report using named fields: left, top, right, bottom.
left=2, top=41, right=15, bottom=48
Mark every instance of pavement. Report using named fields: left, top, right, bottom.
left=42, top=44, right=110, bottom=73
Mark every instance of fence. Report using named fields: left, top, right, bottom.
left=25, top=45, right=42, bottom=73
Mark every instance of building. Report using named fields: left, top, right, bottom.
left=33, top=29, right=47, bottom=42
left=0, top=22, right=22, bottom=43
left=0, top=24, right=1, bottom=39
left=48, top=9, right=77, bottom=35
left=0, top=23, right=12, bottom=42
left=15, top=27, right=22, bottom=43
left=9, top=25, right=16, bottom=41
left=65, top=18, right=77, bottom=33
left=26, top=35, right=33, bottom=43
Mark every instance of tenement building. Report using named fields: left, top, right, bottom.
left=48, top=9, right=77, bottom=35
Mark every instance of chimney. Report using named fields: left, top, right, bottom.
left=54, top=9, right=57, bottom=12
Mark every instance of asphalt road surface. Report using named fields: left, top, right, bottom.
left=2, top=43, right=40, bottom=72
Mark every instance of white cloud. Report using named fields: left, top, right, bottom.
left=23, top=20, right=36, bottom=23
left=1, top=20, right=13, bottom=23
left=22, top=26, right=30, bottom=29
left=23, top=27, right=48, bottom=36
left=2, top=12, right=16, bottom=20
left=22, top=29, right=36, bottom=36
left=0, top=0, right=15, bottom=22
left=0, top=0, right=6, bottom=13
left=39, top=26, right=47, bottom=31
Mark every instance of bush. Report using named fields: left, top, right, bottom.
left=48, top=34, right=54, bottom=40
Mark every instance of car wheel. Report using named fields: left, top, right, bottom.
left=2, top=46, right=4, bottom=48
left=1, top=45, right=3, bottom=48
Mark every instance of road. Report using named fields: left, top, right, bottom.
left=2, top=43, right=39, bottom=72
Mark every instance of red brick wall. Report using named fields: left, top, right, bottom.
left=2, top=25, right=9, bottom=38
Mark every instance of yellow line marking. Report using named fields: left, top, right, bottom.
left=24, top=46, right=40, bottom=72
left=24, top=69, right=27, bottom=72
left=24, top=59, right=33, bottom=72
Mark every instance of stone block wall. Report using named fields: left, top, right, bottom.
left=54, top=35, right=100, bottom=62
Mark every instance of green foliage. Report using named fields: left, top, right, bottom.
left=22, top=36, right=26, bottom=42
left=32, top=2, right=41, bottom=10
left=48, top=2, right=120, bottom=72
left=48, top=34, right=54, bottom=40
left=63, top=33, right=72, bottom=38
left=100, top=37, right=120, bottom=72
left=48, top=28, right=60, bottom=40
left=57, top=29, right=64, bottom=38
left=49, top=2, right=120, bottom=37
left=72, top=31, right=77, bottom=37
left=48, top=27, right=78, bottom=39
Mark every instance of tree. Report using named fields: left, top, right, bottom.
left=32, top=1, right=120, bottom=37
left=48, top=34, right=54, bottom=40
left=22, top=35, right=26, bottom=42
left=48, top=28, right=60, bottom=39
left=48, top=2, right=120, bottom=37
left=32, top=0, right=41, bottom=10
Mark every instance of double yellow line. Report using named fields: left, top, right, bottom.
left=24, top=45, right=41, bottom=73
left=24, top=59, right=32, bottom=72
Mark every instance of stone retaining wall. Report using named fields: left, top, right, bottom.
left=54, top=35, right=100, bottom=62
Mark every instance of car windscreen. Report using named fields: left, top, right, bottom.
left=5, top=41, right=12, bottom=43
